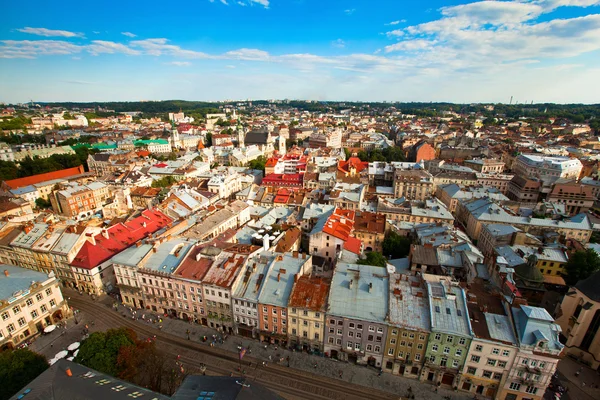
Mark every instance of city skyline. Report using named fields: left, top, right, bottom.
left=1, top=0, right=600, bottom=103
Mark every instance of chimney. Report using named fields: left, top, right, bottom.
left=102, top=229, right=109, bottom=239
left=24, top=223, right=33, bottom=234
left=65, top=368, right=72, bottom=377
left=85, top=233, right=96, bottom=246
left=153, top=247, right=157, bottom=253
left=142, top=221, right=147, bottom=228
left=277, top=273, right=281, bottom=282
left=294, top=274, right=298, bottom=283
left=3, top=270, right=8, bottom=277
left=349, top=279, right=353, bottom=289
left=293, top=251, right=299, bottom=258
left=368, top=282, right=373, bottom=293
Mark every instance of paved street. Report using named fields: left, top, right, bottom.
left=555, top=356, right=600, bottom=400
left=29, top=290, right=477, bottom=400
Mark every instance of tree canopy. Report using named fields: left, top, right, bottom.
left=247, top=156, right=267, bottom=172
left=0, top=349, right=49, bottom=400
left=382, top=231, right=412, bottom=259
left=357, top=251, right=387, bottom=267
left=357, top=146, right=406, bottom=163
left=151, top=176, right=179, bottom=188
left=75, top=328, right=137, bottom=376
left=565, top=249, right=600, bottom=286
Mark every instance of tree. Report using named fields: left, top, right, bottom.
left=151, top=176, right=178, bottom=188
left=205, top=132, right=212, bottom=147
left=247, top=156, right=267, bottom=172
left=382, top=231, right=411, bottom=259
left=357, top=251, right=387, bottom=267
left=0, top=160, right=19, bottom=180
left=75, top=328, right=137, bottom=376
left=0, top=349, right=49, bottom=400
left=565, top=249, right=600, bottom=286
left=35, top=197, right=52, bottom=209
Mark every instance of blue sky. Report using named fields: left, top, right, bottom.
left=1, top=0, right=600, bottom=103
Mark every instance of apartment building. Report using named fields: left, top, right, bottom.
left=378, top=197, right=455, bottom=225
left=308, top=208, right=356, bottom=263
left=353, top=211, right=386, bottom=253
left=547, top=181, right=595, bottom=215
left=393, top=170, right=435, bottom=201
left=421, top=274, right=473, bottom=388
left=257, top=253, right=312, bottom=345
left=0, top=266, right=70, bottom=350
left=512, top=154, right=582, bottom=187
left=464, top=159, right=505, bottom=173
left=324, top=263, right=389, bottom=368
left=287, top=276, right=329, bottom=352
left=383, top=273, right=430, bottom=378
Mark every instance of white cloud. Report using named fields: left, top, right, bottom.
left=0, top=40, right=83, bottom=58
left=167, top=61, right=191, bottom=66
left=386, top=19, right=406, bottom=26
left=121, top=32, right=137, bottom=38
left=17, top=27, right=83, bottom=38
left=88, top=40, right=141, bottom=56
left=331, top=39, right=345, bottom=48
left=249, top=0, right=269, bottom=7
left=220, top=0, right=228, bottom=4
left=344, top=9, right=356, bottom=15
left=129, top=38, right=211, bottom=58
left=237, top=1, right=247, bottom=5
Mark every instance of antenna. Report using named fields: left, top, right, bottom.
left=509, top=96, right=513, bottom=105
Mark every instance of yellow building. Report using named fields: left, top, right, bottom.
left=287, top=276, right=330, bottom=352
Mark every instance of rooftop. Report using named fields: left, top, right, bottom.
left=423, top=274, right=472, bottom=337
left=288, top=276, right=330, bottom=311
left=328, top=262, right=388, bottom=323
left=0, top=265, right=53, bottom=301
left=387, top=273, right=430, bottom=331
left=3, top=165, right=84, bottom=189
left=257, top=253, right=312, bottom=308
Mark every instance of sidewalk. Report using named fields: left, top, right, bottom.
left=108, top=298, right=473, bottom=400
left=556, top=356, right=600, bottom=400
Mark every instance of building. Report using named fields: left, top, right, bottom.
left=547, top=181, right=595, bottom=215
left=456, top=198, right=593, bottom=244
left=393, top=170, right=435, bottom=201
left=70, top=209, right=172, bottom=295
left=232, top=253, right=271, bottom=338
left=476, top=172, right=514, bottom=195
left=324, top=263, right=389, bottom=368
left=422, top=274, right=473, bottom=388
left=556, top=271, right=600, bottom=369
left=383, top=273, right=430, bottom=378
left=436, top=184, right=508, bottom=214
left=2, top=165, right=85, bottom=192
left=497, top=306, right=564, bottom=400
left=507, top=176, right=541, bottom=203
left=512, top=154, right=582, bottom=187
left=353, top=211, right=386, bottom=253
left=459, top=280, right=518, bottom=399
left=378, top=197, right=454, bottom=225
left=183, top=201, right=250, bottom=241
left=257, top=253, right=313, bottom=345
left=0, top=265, right=70, bottom=350
left=464, top=159, right=505, bottom=174
left=308, top=208, right=356, bottom=263
left=512, top=246, right=568, bottom=278
left=408, top=141, right=436, bottom=162
left=287, top=276, right=329, bottom=352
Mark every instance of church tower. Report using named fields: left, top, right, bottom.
left=237, top=120, right=245, bottom=148
left=278, top=131, right=286, bottom=155
left=171, top=121, right=180, bottom=150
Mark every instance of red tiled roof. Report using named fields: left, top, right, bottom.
left=322, top=208, right=355, bottom=241
left=337, top=157, right=368, bottom=174
left=288, top=276, right=330, bottom=311
left=3, top=165, right=85, bottom=189
left=262, top=173, right=304, bottom=187
left=344, top=237, right=363, bottom=255
left=265, top=158, right=279, bottom=167
left=70, top=209, right=172, bottom=269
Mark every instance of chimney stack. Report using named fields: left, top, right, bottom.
left=65, top=368, right=72, bottom=377
left=277, top=273, right=281, bottom=282
left=349, top=279, right=353, bottom=289
left=368, top=282, right=373, bottom=293
left=3, top=270, right=8, bottom=277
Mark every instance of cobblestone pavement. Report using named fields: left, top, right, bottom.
left=555, top=356, right=600, bottom=400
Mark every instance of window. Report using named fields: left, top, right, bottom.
left=357, top=324, right=363, bottom=330
left=356, top=332, right=362, bottom=339
left=455, top=349, right=462, bottom=357
left=336, top=338, right=342, bottom=345
left=354, top=343, right=360, bottom=351
left=434, top=333, right=441, bottom=341
left=390, top=338, right=396, bottom=345
left=452, top=360, right=459, bottom=368
left=272, top=309, right=277, bottom=315
left=414, top=354, right=421, bottom=361
left=458, top=338, right=466, bottom=345
left=7, top=324, right=15, bottom=333
left=471, top=355, right=480, bottom=363
left=487, top=359, right=497, bottom=367
left=337, top=329, right=342, bottom=335
left=467, top=367, right=477, bottom=375
left=314, top=322, right=320, bottom=328
left=493, top=372, right=503, bottom=380
left=40, top=304, right=47, bottom=313
left=366, top=344, right=373, bottom=351
left=315, top=312, right=320, bottom=318
left=498, top=361, right=507, bottom=368
left=492, top=348, right=500, bottom=355
left=400, top=340, right=406, bottom=346
left=432, top=344, right=438, bottom=352
left=377, top=327, right=383, bottom=333
left=12, top=306, right=20, bottom=315
left=328, top=337, right=334, bottom=344
left=349, top=322, right=355, bottom=328
left=521, top=358, right=528, bottom=365
left=31, top=310, right=38, bottom=319
left=45, top=288, right=52, bottom=296
left=348, top=331, right=354, bottom=337
left=430, top=355, right=436, bottom=363
left=502, top=350, right=510, bottom=357
left=417, top=343, right=423, bottom=350
left=446, top=335, right=453, bottom=343
left=26, top=298, right=33, bottom=307
left=391, top=329, right=398, bottom=336
left=539, top=362, right=545, bottom=369
left=475, top=344, right=483, bottom=352
left=419, top=335, right=425, bottom=341
left=368, top=326, right=375, bottom=332
left=483, top=370, right=493, bottom=378
left=18, top=317, right=26, bottom=327
left=374, top=346, right=381, bottom=353
left=330, top=319, right=336, bottom=325
left=440, top=357, right=447, bottom=367
left=36, top=293, right=43, bottom=301
left=346, top=341, right=353, bottom=349
left=398, top=351, right=404, bottom=358
left=263, top=306, right=268, bottom=313
left=1, top=312, right=8, bottom=321
left=443, top=347, right=450, bottom=354
left=525, top=386, right=538, bottom=395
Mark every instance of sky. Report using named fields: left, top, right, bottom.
left=1, top=0, right=600, bottom=104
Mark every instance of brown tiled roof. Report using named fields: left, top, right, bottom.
left=288, top=276, right=330, bottom=311
left=3, top=165, right=85, bottom=189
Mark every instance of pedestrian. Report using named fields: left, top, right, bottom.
left=269, top=355, right=272, bottom=361
left=339, top=370, right=343, bottom=378
left=313, top=362, right=317, bottom=369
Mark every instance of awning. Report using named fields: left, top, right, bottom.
left=43, top=325, right=56, bottom=333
